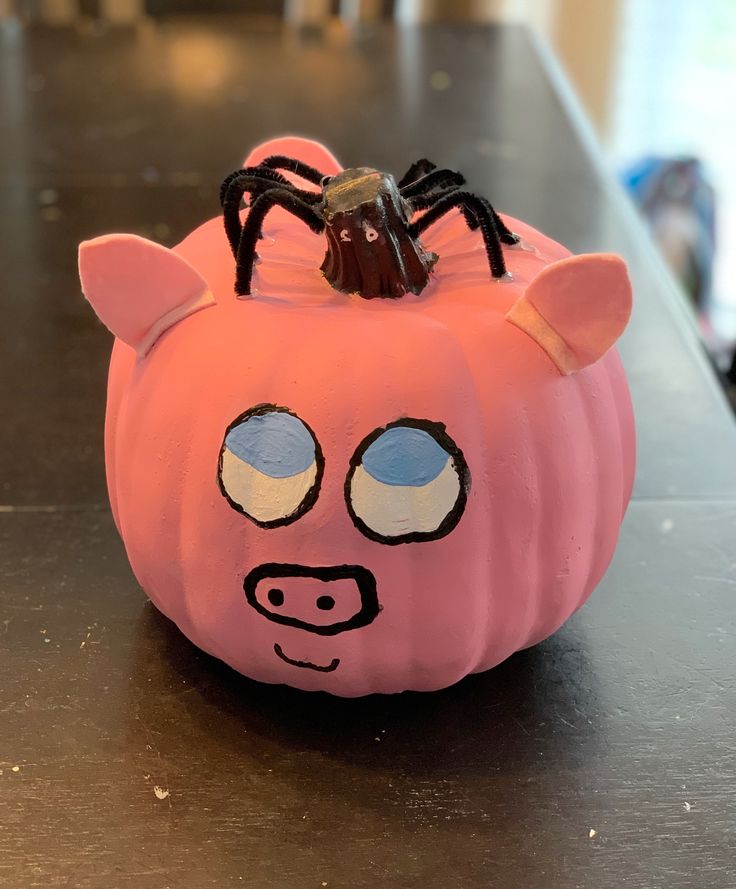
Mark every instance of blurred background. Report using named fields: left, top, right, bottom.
left=2, top=0, right=735, bottom=400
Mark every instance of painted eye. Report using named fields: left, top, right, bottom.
left=346, top=420, right=470, bottom=544
left=218, top=405, right=323, bottom=528
left=363, top=224, right=379, bottom=242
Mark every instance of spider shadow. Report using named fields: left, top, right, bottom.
left=131, top=603, right=606, bottom=781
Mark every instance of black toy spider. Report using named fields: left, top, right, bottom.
left=219, top=154, right=519, bottom=299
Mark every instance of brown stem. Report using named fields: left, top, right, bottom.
left=320, top=168, right=436, bottom=299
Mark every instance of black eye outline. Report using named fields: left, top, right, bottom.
left=217, top=403, right=324, bottom=529
left=344, top=418, right=471, bottom=545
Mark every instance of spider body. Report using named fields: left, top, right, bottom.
left=320, top=166, right=438, bottom=299
left=220, top=154, right=519, bottom=299
left=322, top=166, right=391, bottom=215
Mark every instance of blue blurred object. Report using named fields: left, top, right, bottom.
left=621, top=156, right=716, bottom=309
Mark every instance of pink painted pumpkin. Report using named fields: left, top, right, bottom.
left=79, top=137, right=635, bottom=697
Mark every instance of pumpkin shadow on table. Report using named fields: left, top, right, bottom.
left=130, top=603, right=605, bottom=780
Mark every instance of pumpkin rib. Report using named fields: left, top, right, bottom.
left=530, top=378, right=577, bottom=649
left=610, top=355, right=636, bottom=519
left=515, top=397, right=545, bottom=659
left=571, top=368, right=611, bottom=617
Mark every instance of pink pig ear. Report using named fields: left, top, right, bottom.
left=242, top=136, right=342, bottom=183
left=79, top=234, right=215, bottom=357
left=506, top=253, right=632, bottom=375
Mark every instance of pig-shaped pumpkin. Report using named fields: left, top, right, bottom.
left=79, top=137, right=634, bottom=696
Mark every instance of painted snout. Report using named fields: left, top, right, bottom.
left=243, top=563, right=380, bottom=635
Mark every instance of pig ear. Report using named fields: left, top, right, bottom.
left=506, top=253, right=632, bottom=374
left=79, top=234, right=215, bottom=357
left=242, top=136, right=342, bottom=181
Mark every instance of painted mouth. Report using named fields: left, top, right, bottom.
left=274, top=643, right=340, bottom=673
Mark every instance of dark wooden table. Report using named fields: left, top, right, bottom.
left=2, top=16, right=735, bottom=889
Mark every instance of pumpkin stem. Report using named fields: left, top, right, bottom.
left=320, top=168, right=437, bottom=300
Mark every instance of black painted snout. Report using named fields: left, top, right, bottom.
left=243, top=563, right=380, bottom=636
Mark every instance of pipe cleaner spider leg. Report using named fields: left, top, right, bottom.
left=258, top=155, right=329, bottom=186
left=408, top=191, right=509, bottom=278
left=409, top=190, right=519, bottom=247
left=410, top=189, right=477, bottom=231
left=397, top=158, right=437, bottom=189
left=399, top=168, right=466, bottom=199
left=219, top=166, right=293, bottom=206
left=440, top=193, right=519, bottom=245
left=235, top=189, right=325, bottom=296
left=472, top=197, right=520, bottom=245
left=245, top=173, right=324, bottom=208
left=222, top=174, right=322, bottom=256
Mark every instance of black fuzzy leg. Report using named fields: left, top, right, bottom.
left=409, top=191, right=509, bottom=278
left=259, top=155, right=328, bottom=186
left=222, top=174, right=321, bottom=256
left=410, top=190, right=519, bottom=247
left=409, top=187, right=476, bottom=230
left=468, top=197, right=519, bottom=246
left=397, top=158, right=437, bottom=189
left=400, top=168, right=465, bottom=199
left=219, top=166, right=291, bottom=206
left=235, top=189, right=325, bottom=296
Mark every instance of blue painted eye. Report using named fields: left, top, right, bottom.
left=224, top=410, right=316, bottom=479
left=347, top=420, right=470, bottom=544
left=361, top=426, right=450, bottom=487
left=219, top=406, right=323, bottom=527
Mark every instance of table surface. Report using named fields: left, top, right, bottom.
left=1, top=16, right=735, bottom=889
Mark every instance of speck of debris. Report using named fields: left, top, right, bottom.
left=374, top=737, right=381, bottom=741
left=142, top=165, right=161, bottom=184
left=37, top=190, right=58, bottom=206
left=589, top=828, right=597, bottom=838
left=12, top=766, right=20, bottom=773
left=660, top=518, right=674, bottom=533
left=27, top=73, right=46, bottom=92
left=44, top=638, right=51, bottom=643
left=429, top=70, right=452, bottom=91
left=40, top=629, right=47, bottom=634
left=41, top=206, right=62, bottom=222
left=322, top=883, right=328, bottom=887
left=683, top=801, right=692, bottom=812
left=170, top=171, right=202, bottom=187
left=153, top=785, right=169, bottom=800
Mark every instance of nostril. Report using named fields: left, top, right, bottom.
left=316, top=595, right=335, bottom=611
left=267, top=588, right=285, bottom=607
